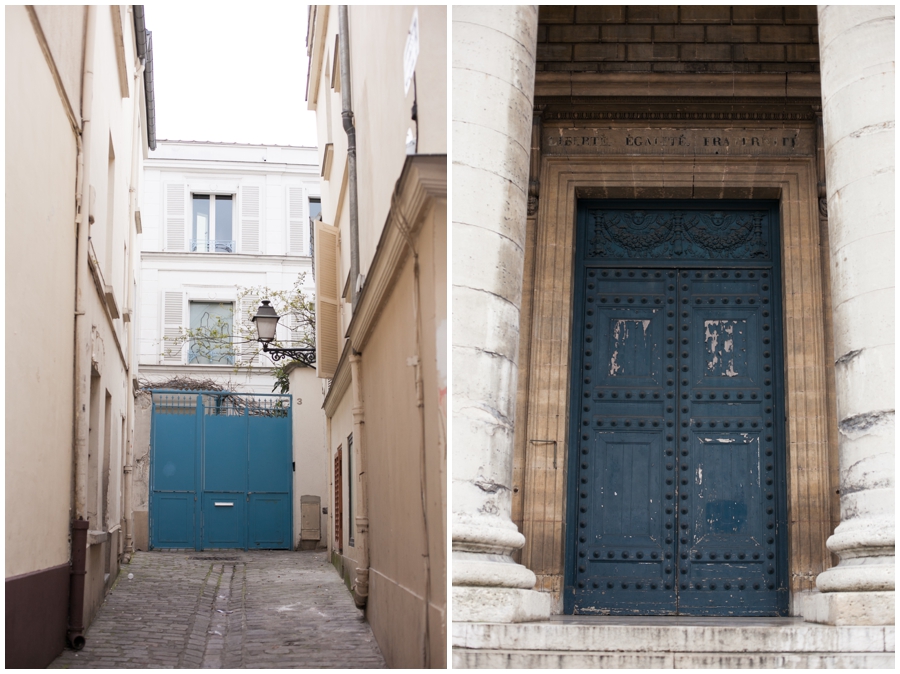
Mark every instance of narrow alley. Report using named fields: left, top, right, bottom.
left=49, top=551, right=385, bottom=669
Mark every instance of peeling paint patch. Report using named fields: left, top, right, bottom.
left=474, top=478, right=509, bottom=494
left=609, top=319, right=652, bottom=376
left=704, top=319, right=742, bottom=377
left=838, top=409, right=895, bottom=438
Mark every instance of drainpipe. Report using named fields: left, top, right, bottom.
left=338, top=5, right=360, bottom=308
left=123, top=52, right=145, bottom=561
left=69, top=3, right=97, bottom=648
left=67, top=519, right=89, bottom=649
left=73, top=3, right=96, bottom=526
left=339, top=3, right=368, bottom=611
left=349, top=353, right=368, bottom=608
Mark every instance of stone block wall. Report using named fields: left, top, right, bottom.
left=537, top=5, right=819, bottom=73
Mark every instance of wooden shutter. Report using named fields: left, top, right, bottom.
left=165, top=184, right=186, bottom=251
left=161, top=291, right=185, bottom=363
left=314, top=220, right=340, bottom=378
left=238, top=294, right=259, bottom=365
left=288, top=187, right=307, bottom=255
left=241, top=186, right=260, bottom=253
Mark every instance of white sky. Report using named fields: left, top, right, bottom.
left=147, top=3, right=319, bottom=147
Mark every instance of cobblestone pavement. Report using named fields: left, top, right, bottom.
left=50, top=550, right=385, bottom=669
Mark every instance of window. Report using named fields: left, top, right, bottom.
left=192, top=194, right=233, bottom=253
left=188, top=301, right=233, bottom=364
left=308, top=198, right=321, bottom=262
left=309, top=197, right=322, bottom=223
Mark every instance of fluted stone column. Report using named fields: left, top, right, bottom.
left=451, top=5, right=550, bottom=623
left=811, top=5, right=895, bottom=626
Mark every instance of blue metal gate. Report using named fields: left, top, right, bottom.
left=565, top=201, right=788, bottom=616
left=150, top=391, right=292, bottom=550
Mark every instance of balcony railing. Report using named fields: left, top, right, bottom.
left=190, top=239, right=235, bottom=253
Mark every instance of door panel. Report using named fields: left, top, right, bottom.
left=150, top=394, right=199, bottom=549
left=568, top=201, right=786, bottom=616
left=248, top=494, right=291, bottom=548
left=202, top=492, right=246, bottom=549
left=152, top=493, right=194, bottom=548
left=248, top=415, right=291, bottom=493
left=203, top=413, right=248, bottom=493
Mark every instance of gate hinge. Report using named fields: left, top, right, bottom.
left=293, top=461, right=295, bottom=472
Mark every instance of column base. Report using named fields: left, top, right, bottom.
left=453, top=586, right=551, bottom=623
left=803, top=590, right=895, bottom=626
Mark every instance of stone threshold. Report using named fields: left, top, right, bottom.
left=452, top=617, right=895, bottom=669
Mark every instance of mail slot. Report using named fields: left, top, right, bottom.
left=214, top=502, right=234, bottom=507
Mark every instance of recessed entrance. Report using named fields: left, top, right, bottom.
left=565, top=201, right=788, bottom=616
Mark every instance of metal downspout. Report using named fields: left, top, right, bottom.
left=338, top=5, right=360, bottom=308
left=349, top=354, right=368, bottom=608
left=69, top=3, right=97, bottom=649
left=123, top=51, right=145, bottom=561
left=339, top=4, right=368, bottom=609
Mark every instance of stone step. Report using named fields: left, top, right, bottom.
left=453, top=618, right=895, bottom=669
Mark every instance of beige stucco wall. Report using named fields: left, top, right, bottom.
left=289, top=367, right=328, bottom=548
left=6, top=5, right=145, bottom=636
left=362, top=207, right=447, bottom=668
left=349, top=5, right=447, bottom=275
left=5, top=5, right=78, bottom=579
left=312, top=6, right=447, bottom=335
left=309, top=5, right=447, bottom=667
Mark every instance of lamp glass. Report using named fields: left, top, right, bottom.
left=252, top=301, right=280, bottom=343
left=255, top=315, right=278, bottom=343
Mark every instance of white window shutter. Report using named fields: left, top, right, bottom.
left=288, top=187, right=307, bottom=255
left=161, top=291, right=185, bottom=363
left=165, top=184, right=186, bottom=251
left=239, top=294, right=259, bottom=365
left=314, top=220, right=341, bottom=378
left=241, top=186, right=260, bottom=253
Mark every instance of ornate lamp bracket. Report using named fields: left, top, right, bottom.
left=260, top=343, right=317, bottom=367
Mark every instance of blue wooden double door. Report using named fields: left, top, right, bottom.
left=150, top=392, right=292, bottom=550
left=566, top=201, right=788, bottom=616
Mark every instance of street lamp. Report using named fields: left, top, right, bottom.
left=251, top=300, right=316, bottom=367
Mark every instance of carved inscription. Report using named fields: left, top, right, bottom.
left=543, top=127, right=813, bottom=156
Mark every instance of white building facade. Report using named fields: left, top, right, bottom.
left=138, top=141, right=321, bottom=391
left=131, top=141, right=329, bottom=555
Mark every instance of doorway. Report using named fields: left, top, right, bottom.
left=565, top=201, right=788, bottom=616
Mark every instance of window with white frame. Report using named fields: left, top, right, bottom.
left=188, top=301, right=234, bottom=365
left=191, top=194, right=234, bottom=253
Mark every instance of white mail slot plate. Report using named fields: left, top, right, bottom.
left=214, top=502, right=234, bottom=507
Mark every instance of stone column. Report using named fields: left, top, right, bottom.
left=811, top=5, right=895, bottom=625
left=451, top=5, right=550, bottom=622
